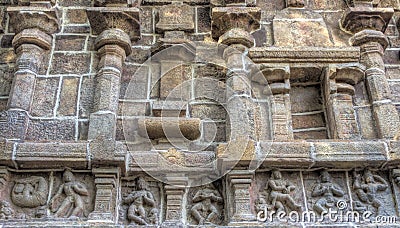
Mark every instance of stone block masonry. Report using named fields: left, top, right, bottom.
left=0, top=0, right=400, bottom=227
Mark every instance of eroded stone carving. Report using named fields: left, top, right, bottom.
left=352, top=169, right=388, bottom=214
left=311, top=170, right=345, bottom=214
left=122, top=177, right=158, bottom=225
left=0, top=201, right=13, bottom=220
left=50, top=170, right=89, bottom=218
left=190, top=187, right=223, bottom=225
left=263, top=170, right=302, bottom=213
left=11, top=176, right=48, bottom=208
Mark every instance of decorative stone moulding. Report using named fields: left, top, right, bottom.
left=211, top=7, right=261, bottom=40
left=87, top=7, right=141, bottom=44
left=138, top=117, right=201, bottom=140
left=7, top=7, right=60, bottom=35
left=328, top=63, right=365, bottom=94
left=340, top=7, right=394, bottom=34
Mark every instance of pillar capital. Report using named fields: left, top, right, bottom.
left=7, top=6, right=60, bottom=36
left=95, top=29, right=131, bottom=56
left=87, top=7, right=140, bottom=55
left=341, top=6, right=393, bottom=34
left=211, top=7, right=260, bottom=41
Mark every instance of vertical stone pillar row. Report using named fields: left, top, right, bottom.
left=324, top=64, right=364, bottom=139
left=87, top=8, right=140, bottom=140
left=341, top=5, right=400, bottom=139
left=88, top=168, right=119, bottom=222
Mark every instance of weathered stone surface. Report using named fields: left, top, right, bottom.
left=31, top=77, right=59, bottom=117
left=58, top=77, right=79, bottom=116
left=50, top=53, right=91, bottom=74
left=156, top=3, right=194, bottom=32
left=26, top=119, right=76, bottom=141
left=65, top=8, right=88, bottom=24
left=55, top=35, right=86, bottom=51
left=273, top=8, right=334, bottom=47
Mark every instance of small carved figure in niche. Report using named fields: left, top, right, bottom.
left=393, top=169, right=400, bottom=186
left=267, top=170, right=302, bottom=212
left=123, top=177, right=158, bottom=225
left=353, top=169, right=388, bottom=214
left=0, top=201, right=13, bottom=220
left=311, top=170, right=345, bottom=214
left=50, top=169, right=89, bottom=218
left=11, top=176, right=48, bottom=208
left=190, top=187, right=223, bottom=225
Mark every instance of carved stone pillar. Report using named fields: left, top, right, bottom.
left=262, top=66, right=293, bottom=141
left=87, top=8, right=140, bottom=140
left=212, top=7, right=261, bottom=141
left=1, top=4, right=59, bottom=139
left=88, top=168, right=120, bottom=222
left=163, top=175, right=188, bottom=226
left=341, top=6, right=400, bottom=139
left=226, top=170, right=255, bottom=224
left=325, top=64, right=364, bottom=139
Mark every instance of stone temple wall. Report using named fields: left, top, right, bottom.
left=0, top=0, right=400, bottom=226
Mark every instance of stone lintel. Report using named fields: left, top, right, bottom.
left=18, top=0, right=56, bottom=7
left=87, top=7, right=140, bottom=44
left=340, top=7, right=394, bottom=34
left=7, top=6, right=60, bottom=35
left=211, top=7, right=261, bottom=40
left=249, top=47, right=360, bottom=64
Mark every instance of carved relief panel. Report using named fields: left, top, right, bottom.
left=350, top=169, right=396, bottom=218
left=187, top=182, right=224, bottom=225
left=254, top=170, right=305, bottom=221
left=118, top=175, right=161, bottom=225
left=303, top=170, right=350, bottom=218
left=0, top=169, right=95, bottom=221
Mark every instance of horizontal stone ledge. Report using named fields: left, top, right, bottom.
left=0, top=140, right=127, bottom=170
left=248, top=47, right=360, bottom=64
left=218, top=140, right=391, bottom=170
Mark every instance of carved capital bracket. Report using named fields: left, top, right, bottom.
left=226, top=170, right=256, bottom=224
left=324, top=64, right=364, bottom=140
left=7, top=6, right=60, bottom=35
left=340, top=7, right=394, bottom=34
left=87, top=7, right=140, bottom=53
left=88, top=167, right=120, bottom=222
left=211, top=7, right=261, bottom=41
